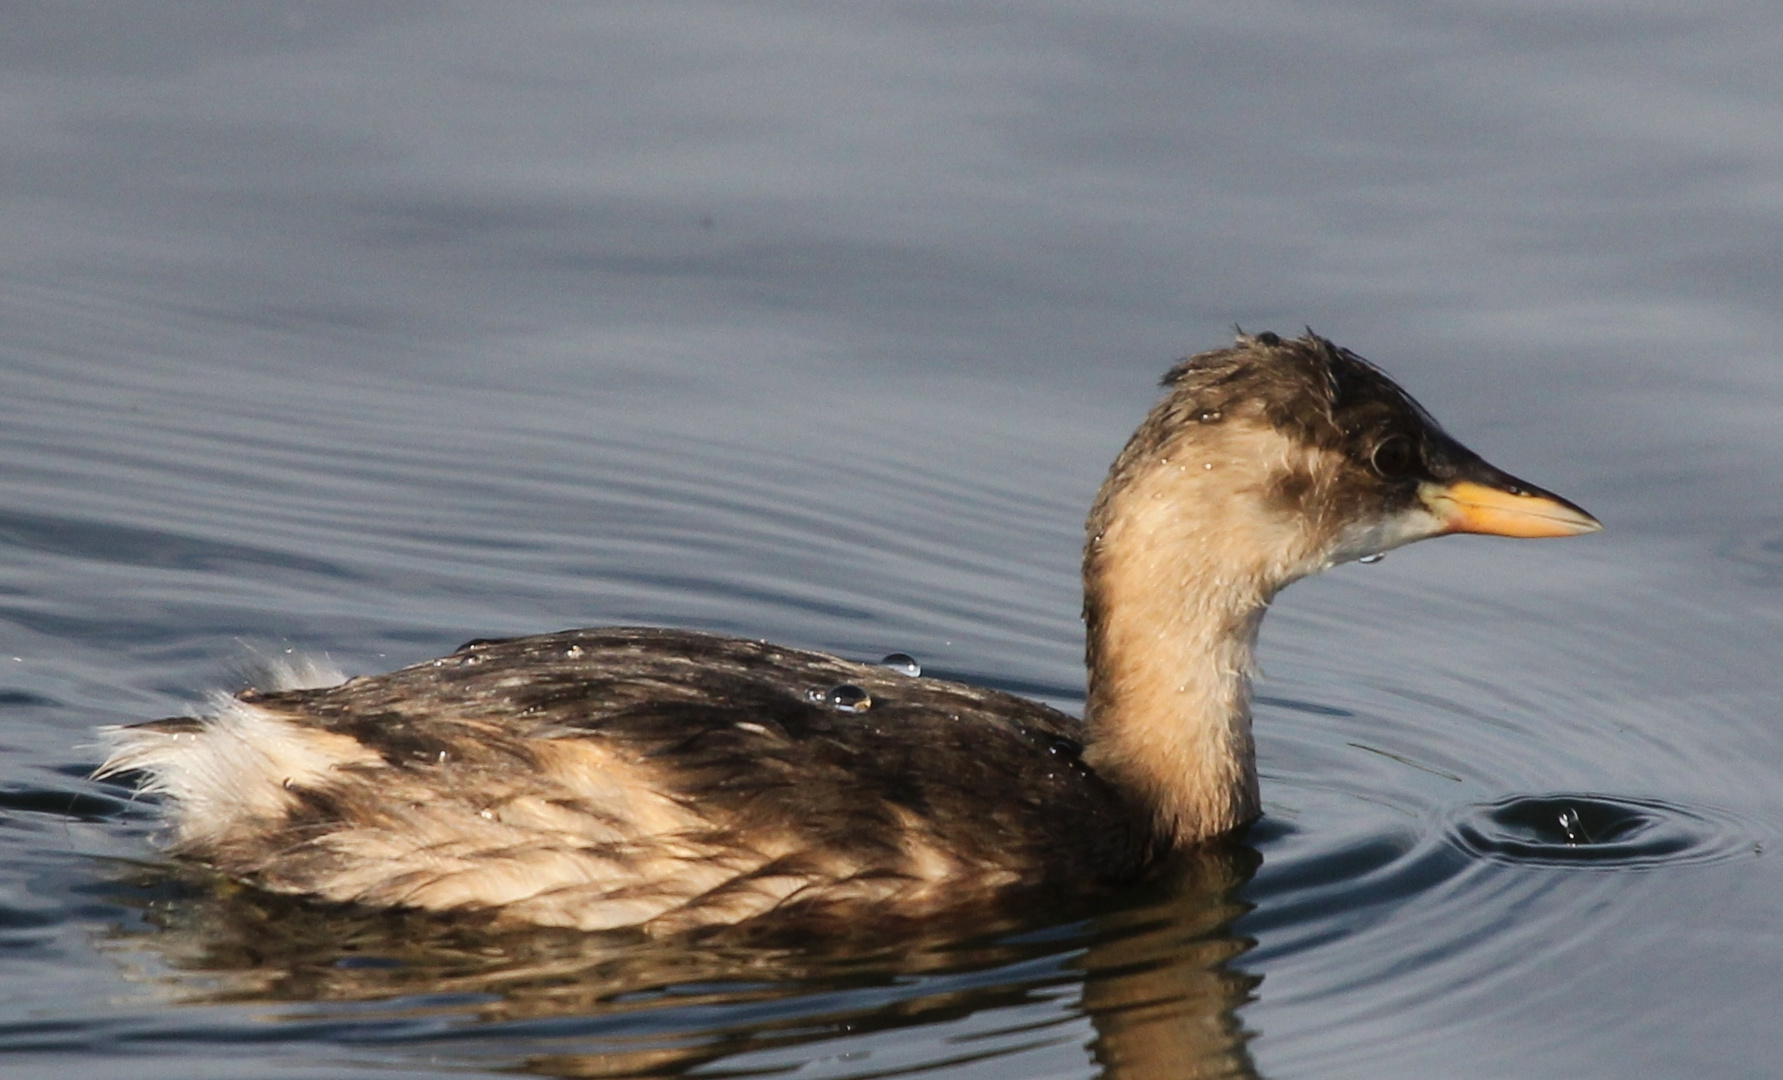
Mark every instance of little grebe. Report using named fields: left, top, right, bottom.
left=99, top=332, right=1599, bottom=932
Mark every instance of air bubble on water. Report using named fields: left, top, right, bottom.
left=880, top=653, right=921, bottom=677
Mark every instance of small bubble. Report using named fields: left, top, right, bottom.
left=1196, top=408, right=1222, bottom=423
left=825, top=684, right=872, bottom=713
left=1203, top=462, right=1214, bottom=470
left=282, top=777, right=295, bottom=790
left=565, top=645, right=585, bottom=659
left=437, top=750, right=448, bottom=764
left=880, top=653, right=921, bottom=677
left=1358, top=553, right=1385, bottom=564
left=462, top=654, right=482, bottom=665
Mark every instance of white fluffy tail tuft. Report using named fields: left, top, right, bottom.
left=96, top=693, right=376, bottom=848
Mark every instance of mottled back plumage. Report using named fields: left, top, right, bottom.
left=105, top=629, right=1147, bottom=932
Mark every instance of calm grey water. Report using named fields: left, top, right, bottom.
left=3, top=4, right=1781, bottom=1078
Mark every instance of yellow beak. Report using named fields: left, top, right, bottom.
left=1421, top=479, right=1602, bottom=539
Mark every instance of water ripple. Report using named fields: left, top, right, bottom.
left=1446, top=794, right=1757, bottom=870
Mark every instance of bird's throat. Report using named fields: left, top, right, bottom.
left=1083, top=587, right=1264, bottom=845
left=1080, top=454, right=1296, bottom=846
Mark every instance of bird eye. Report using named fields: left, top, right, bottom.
left=1370, top=436, right=1417, bottom=479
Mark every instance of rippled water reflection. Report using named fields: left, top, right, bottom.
left=77, top=840, right=1262, bottom=1079
left=4, top=4, right=1782, bottom=1079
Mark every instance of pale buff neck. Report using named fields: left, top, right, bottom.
left=1081, top=425, right=1330, bottom=847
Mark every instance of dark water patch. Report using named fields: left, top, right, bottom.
left=1241, top=831, right=1474, bottom=943
left=0, top=904, right=59, bottom=931
left=0, top=607, right=165, bottom=647
left=1240, top=815, right=1298, bottom=847
left=0, top=607, right=340, bottom=654
left=1447, top=794, right=1755, bottom=869
left=56, top=761, right=124, bottom=781
left=1718, top=517, right=1783, bottom=587
left=1255, top=694, right=1355, bottom=718
left=0, top=1017, right=94, bottom=1052
left=0, top=784, right=135, bottom=824
left=0, top=507, right=349, bottom=578
left=1254, top=834, right=1412, bottom=896
left=0, top=689, right=58, bottom=707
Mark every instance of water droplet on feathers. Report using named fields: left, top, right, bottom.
left=880, top=653, right=921, bottom=677
left=826, top=684, right=872, bottom=713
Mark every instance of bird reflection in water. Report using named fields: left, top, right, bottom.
left=98, top=841, right=1265, bottom=1080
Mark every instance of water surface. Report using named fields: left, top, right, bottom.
left=3, top=5, right=1780, bottom=1078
